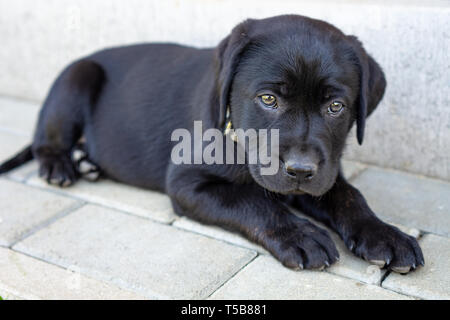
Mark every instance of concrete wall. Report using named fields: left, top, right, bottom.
left=0, top=0, right=449, bottom=180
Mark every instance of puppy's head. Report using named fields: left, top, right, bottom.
left=214, top=15, right=386, bottom=196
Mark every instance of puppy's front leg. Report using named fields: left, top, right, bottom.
left=288, top=173, right=424, bottom=273
left=167, top=166, right=339, bottom=270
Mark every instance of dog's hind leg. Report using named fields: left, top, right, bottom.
left=32, top=60, right=105, bottom=187
left=71, top=142, right=102, bottom=182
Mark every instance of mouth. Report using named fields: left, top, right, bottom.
left=277, top=180, right=330, bottom=197
left=288, top=189, right=307, bottom=195
left=264, top=183, right=308, bottom=195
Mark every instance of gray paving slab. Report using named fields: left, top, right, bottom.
left=0, top=96, right=39, bottom=137
left=173, top=217, right=269, bottom=254
left=382, top=234, right=450, bottom=300
left=341, top=160, right=366, bottom=180
left=27, top=175, right=177, bottom=224
left=0, top=178, right=80, bottom=246
left=13, top=204, right=257, bottom=299
left=0, top=131, right=30, bottom=163
left=352, top=167, right=450, bottom=237
left=0, top=125, right=37, bottom=181
left=0, top=247, right=145, bottom=300
left=209, top=255, right=412, bottom=300
left=6, top=161, right=39, bottom=182
left=0, top=289, right=22, bottom=300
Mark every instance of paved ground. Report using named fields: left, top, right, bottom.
left=0, top=96, right=449, bottom=300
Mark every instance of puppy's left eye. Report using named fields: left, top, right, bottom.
left=328, top=101, right=345, bottom=114
left=259, top=95, right=278, bottom=108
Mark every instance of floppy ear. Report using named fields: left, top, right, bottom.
left=348, top=36, right=387, bottom=145
left=213, top=20, right=253, bottom=128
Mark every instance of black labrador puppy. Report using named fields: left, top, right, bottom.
left=0, top=15, right=423, bottom=273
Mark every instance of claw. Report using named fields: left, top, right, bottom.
left=61, top=179, right=72, bottom=188
left=50, top=178, right=61, bottom=185
left=313, top=265, right=325, bottom=271
left=391, top=266, right=411, bottom=274
left=369, top=259, right=386, bottom=267
left=348, top=240, right=355, bottom=251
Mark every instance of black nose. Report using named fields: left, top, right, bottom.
left=284, top=161, right=318, bottom=181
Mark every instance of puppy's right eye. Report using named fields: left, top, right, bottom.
left=328, top=101, right=345, bottom=114
left=259, top=95, right=278, bottom=108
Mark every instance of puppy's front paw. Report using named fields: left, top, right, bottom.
left=262, top=217, right=339, bottom=270
left=344, top=220, right=424, bottom=273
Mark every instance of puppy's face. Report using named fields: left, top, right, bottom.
left=229, top=26, right=360, bottom=196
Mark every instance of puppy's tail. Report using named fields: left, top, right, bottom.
left=0, top=145, right=33, bottom=174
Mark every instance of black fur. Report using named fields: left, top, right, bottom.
left=0, top=145, right=32, bottom=174
left=0, top=15, right=423, bottom=272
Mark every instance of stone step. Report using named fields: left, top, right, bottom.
left=13, top=204, right=257, bottom=299
left=0, top=247, right=145, bottom=300
left=209, top=255, right=412, bottom=300
left=352, top=167, right=450, bottom=237
left=0, top=178, right=81, bottom=247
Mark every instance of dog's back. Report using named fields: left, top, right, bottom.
left=75, top=44, right=216, bottom=190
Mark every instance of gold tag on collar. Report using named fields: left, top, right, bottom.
left=224, top=120, right=232, bottom=135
